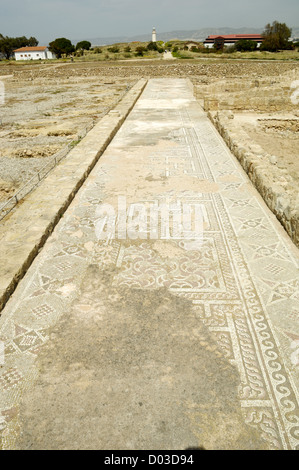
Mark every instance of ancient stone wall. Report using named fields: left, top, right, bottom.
left=194, top=82, right=297, bottom=113
left=193, top=69, right=299, bottom=246
left=208, top=110, right=299, bottom=247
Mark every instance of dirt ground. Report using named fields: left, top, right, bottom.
left=231, top=112, right=299, bottom=184
left=0, top=63, right=136, bottom=202
left=0, top=59, right=298, bottom=206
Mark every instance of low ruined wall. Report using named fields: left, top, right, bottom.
left=202, top=89, right=295, bottom=112
left=0, top=79, right=148, bottom=312
left=208, top=111, right=299, bottom=247
left=194, top=79, right=297, bottom=113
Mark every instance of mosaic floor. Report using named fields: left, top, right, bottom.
left=0, top=79, right=298, bottom=449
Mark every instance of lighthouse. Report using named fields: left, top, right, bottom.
left=152, top=27, right=157, bottom=43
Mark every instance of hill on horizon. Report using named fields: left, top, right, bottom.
left=72, top=26, right=299, bottom=46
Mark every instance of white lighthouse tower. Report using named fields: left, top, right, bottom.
left=152, top=27, right=157, bottom=43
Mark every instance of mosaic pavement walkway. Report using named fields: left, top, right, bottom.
left=0, top=79, right=298, bottom=450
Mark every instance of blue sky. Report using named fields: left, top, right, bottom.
left=1, top=0, right=298, bottom=44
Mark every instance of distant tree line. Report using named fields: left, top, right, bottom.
left=101, top=41, right=164, bottom=57
left=135, top=42, right=164, bottom=56
left=48, top=38, right=92, bottom=58
left=0, top=34, right=38, bottom=59
left=192, top=21, right=294, bottom=54
left=2, top=21, right=294, bottom=62
left=0, top=34, right=92, bottom=60
left=227, top=21, right=293, bottom=53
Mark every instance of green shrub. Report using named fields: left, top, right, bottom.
left=284, top=42, right=295, bottom=50
left=147, top=41, right=158, bottom=51
left=235, top=40, right=257, bottom=52
left=225, top=45, right=236, bottom=53
left=190, top=46, right=202, bottom=53
left=135, top=46, right=146, bottom=56
left=108, top=46, right=119, bottom=53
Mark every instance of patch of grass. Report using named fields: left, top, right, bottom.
left=172, top=51, right=194, bottom=59
left=71, top=41, right=162, bottom=62
left=69, top=137, right=82, bottom=148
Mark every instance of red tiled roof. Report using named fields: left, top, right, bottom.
left=14, top=46, right=47, bottom=52
left=205, top=34, right=263, bottom=40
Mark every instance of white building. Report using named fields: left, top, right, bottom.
left=203, top=34, right=264, bottom=49
left=152, top=27, right=157, bottom=43
left=14, top=46, right=56, bottom=61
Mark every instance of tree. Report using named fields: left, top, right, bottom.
left=135, top=46, right=146, bottom=56
left=27, top=37, right=39, bottom=47
left=76, top=40, right=91, bottom=51
left=235, top=39, right=257, bottom=52
left=0, top=34, right=39, bottom=59
left=261, top=21, right=292, bottom=51
left=48, top=38, right=75, bottom=58
left=147, top=41, right=158, bottom=51
left=0, top=36, right=14, bottom=59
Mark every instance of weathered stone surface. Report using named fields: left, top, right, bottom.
left=0, top=79, right=298, bottom=450
left=209, top=110, right=299, bottom=247
left=0, top=79, right=147, bottom=312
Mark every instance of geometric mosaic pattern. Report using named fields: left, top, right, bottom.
left=0, top=79, right=298, bottom=449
